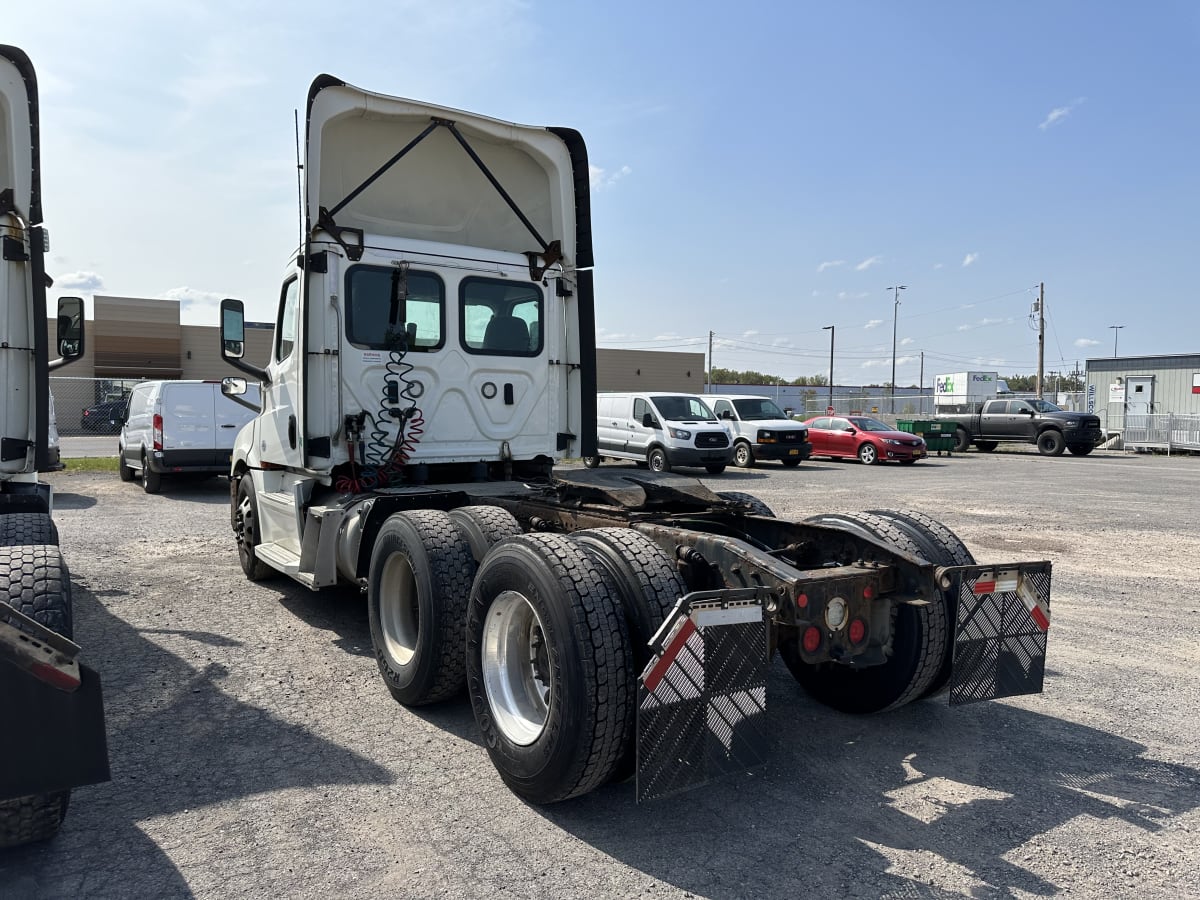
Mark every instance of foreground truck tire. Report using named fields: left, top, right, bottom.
left=866, top=509, right=975, bottom=699
left=781, top=513, right=948, bottom=713
left=466, top=534, right=634, bottom=804
left=715, top=491, right=776, bottom=518
left=0, top=512, right=59, bottom=546
left=368, top=511, right=475, bottom=706
left=0, top=544, right=74, bottom=847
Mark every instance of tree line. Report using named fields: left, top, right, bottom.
left=709, top=368, right=1084, bottom=391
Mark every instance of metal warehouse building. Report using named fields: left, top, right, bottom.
left=1086, top=353, right=1200, bottom=452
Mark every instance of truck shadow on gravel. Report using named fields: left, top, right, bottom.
left=543, top=670, right=1200, bottom=899
left=0, top=581, right=394, bottom=899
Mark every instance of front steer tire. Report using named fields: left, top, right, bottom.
left=368, top=510, right=476, bottom=706
left=733, top=441, right=754, bottom=468
left=783, top=512, right=949, bottom=713
left=466, top=534, right=634, bottom=804
left=233, top=476, right=273, bottom=581
left=0, top=544, right=74, bottom=848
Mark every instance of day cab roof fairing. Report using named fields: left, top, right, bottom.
left=0, top=44, right=53, bottom=475
left=301, top=75, right=597, bottom=459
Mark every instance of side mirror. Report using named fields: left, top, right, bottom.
left=221, top=299, right=246, bottom=360
left=844, top=426, right=857, bottom=434
left=51, top=296, right=85, bottom=369
left=222, top=376, right=248, bottom=396
left=641, top=413, right=655, bottom=428
left=720, top=409, right=734, bottom=420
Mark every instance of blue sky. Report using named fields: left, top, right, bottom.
left=7, top=1, right=1198, bottom=386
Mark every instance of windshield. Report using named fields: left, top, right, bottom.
left=1026, top=398, right=1063, bottom=413
left=847, top=417, right=895, bottom=432
left=733, top=398, right=786, bottom=420
left=651, top=395, right=717, bottom=421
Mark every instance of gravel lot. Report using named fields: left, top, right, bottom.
left=3, top=448, right=1199, bottom=899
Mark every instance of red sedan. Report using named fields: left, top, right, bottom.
left=800, top=415, right=926, bottom=465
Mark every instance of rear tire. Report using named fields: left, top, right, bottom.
left=953, top=428, right=971, bottom=453
left=716, top=491, right=776, bottom=517
left=782, top=513, right=947, bottom=713
left=466, top=534, right=633, bottom=803
left=1037, top=430, right=1065, bottom=456
left=141, top=452, right=161, bottom=494
left=1067, top=444, right=1094, bottom=456
left=781, top=458, right=802, bottom=468
left=704, top=464, right=727, bottom=474
left=866, top=508, right=975, bottom=699
left=0, top=513, right=58, bottom=546
left=368, top=510, right=475, bottom=706
left=118, top=453, right=135, bottom=482
left=0, top=544, right=73, bottom=847
left=570, top=528, right=685, bottom=782
left=975, top=441, right=998, bottom=452
left=647, top=448, right=670, bottom=473
left=448, top=506, right=522, bottom=564
left=582, top=456, right=601, bottom=469
left=233, top=476, right=273, bottom=581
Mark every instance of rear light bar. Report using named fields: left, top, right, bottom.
left=152, top=413, right=163, bottom=451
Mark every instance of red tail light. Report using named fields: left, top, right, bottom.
left=848, top=618, right=867, bottom=645
left=152, top=413, right=163, bottom=451
left=802, top=626, right=822, bottom=654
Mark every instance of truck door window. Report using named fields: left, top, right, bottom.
left=461, top=277, right=542, bottom=356
left=633, top=398, right=651, bottom=424
left=276, top=278, right=299, bottom=362
left=713, top=399, right=733, bottom=419
left=345, top=265, right=445, bottom=351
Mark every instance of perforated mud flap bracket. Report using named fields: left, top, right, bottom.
left=636, top=588, right=770, bottom=803
left=940, top=561, right=1052, bottom=706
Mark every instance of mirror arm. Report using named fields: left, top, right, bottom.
left=226, top=357, right=272, bottom=386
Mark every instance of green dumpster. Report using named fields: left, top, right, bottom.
left=896, top=420, right=955, bottom=456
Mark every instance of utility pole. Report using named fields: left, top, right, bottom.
left=1109, top=324, right=1124, bottom=357
left=707, top=330, right=714, bottom=393
left=822, top=325, right=835, bottom=412
left=1036, top=282, right=1045, bottom=398
left=887, top=285, right=906, bottom=413
left=919, top=351, right=925, bottom=414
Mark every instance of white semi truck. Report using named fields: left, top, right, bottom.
left=218, top=74, right=1055, bottom=803
left=0, top=45, right=109, bottom=846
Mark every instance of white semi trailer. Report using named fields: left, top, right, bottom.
left=218, top=74, right=1055, bottom=803
left=0, top=44, right=109, bottom=847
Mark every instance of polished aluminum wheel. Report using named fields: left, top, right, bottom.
left=378, top=552, right=419, bottom=667
left=482, top=590, right=551, bottom=746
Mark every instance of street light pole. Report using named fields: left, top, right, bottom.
left=1109, top=324, right=1124, bottom=357
left=822, top=325, right=835, bottom=413
left=887, top=285, right=906, bottom=413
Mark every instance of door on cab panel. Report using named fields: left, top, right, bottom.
left=627, top=397, right=654, bottom=458
left=258, top=276, right=305, bottom=468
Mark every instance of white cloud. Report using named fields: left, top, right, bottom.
left=1074, top=338, right=1101, bottom=348
left=855, top=256, right=883, bottom=271
left=900, top=337, right=914, bottom=346
left=962, top=252, right=979, bottom=267
left=161, top=286, right=229, bottom=325
left=864, top=319, right=883, bottom=329
left=742, top=330, right=759, bottom=338
left=1039, top=97, right=1086, bottom=131
left=836, top=291, right=870, bottom=300
left=589, top=164, right=632, bottom=190
left=55, top=271, right=105, bottom=292
left=932, top=262, right=944, bottom=270
left=980, top=317, right=1004, bottom=326
left=816, top=260, right=845, bottom=273
left=957, top=323, right=973, bottom=332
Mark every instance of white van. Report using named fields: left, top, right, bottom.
left=584, top=392, right=732, bottom=473
left=709, top=394, right=813, bottom=468
left=118, top=380, right=260, bottom=493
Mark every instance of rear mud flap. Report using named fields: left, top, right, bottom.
left=941, top=562, right=1052, bottom=706
left=636, top=589, right=770, bottom=803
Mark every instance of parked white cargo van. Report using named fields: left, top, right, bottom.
left=584, top=392, right=732, bottom=473
left=708, top=394, right=813, bottom=468
left=118, top=380, right=260, bottom=493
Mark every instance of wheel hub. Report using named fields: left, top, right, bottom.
left=482, top=590, right=551, bottom=745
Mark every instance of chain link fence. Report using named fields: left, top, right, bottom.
left=50, top=376, right=139, bottom=436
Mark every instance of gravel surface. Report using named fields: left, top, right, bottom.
left=3, top=447, right=1199, bottom=899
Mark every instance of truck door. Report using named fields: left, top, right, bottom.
left=980, top=399, right=1018, bottom=439
left=628, top=397, right=655, bottom=458
left=257, top=276, right=305, bottom=468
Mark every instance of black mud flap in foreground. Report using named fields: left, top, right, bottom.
left=636, top=589, right=770, bottom=803
left=943, top=562, right=1052, bottom=706
left=0, top=605, right=110, bottom=801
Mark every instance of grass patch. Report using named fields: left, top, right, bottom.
left=63, top=457, right=120, bottom=473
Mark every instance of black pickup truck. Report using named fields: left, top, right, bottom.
left=934, top=397, right=1105, bottom=456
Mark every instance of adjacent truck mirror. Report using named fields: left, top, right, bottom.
left=219, top=297, right=271, bottom=386
left=221, top=376, right=247, bottom=396
left=54, top=295, right=85, bottom=364
left=220, top=299, right=246, bottom=359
